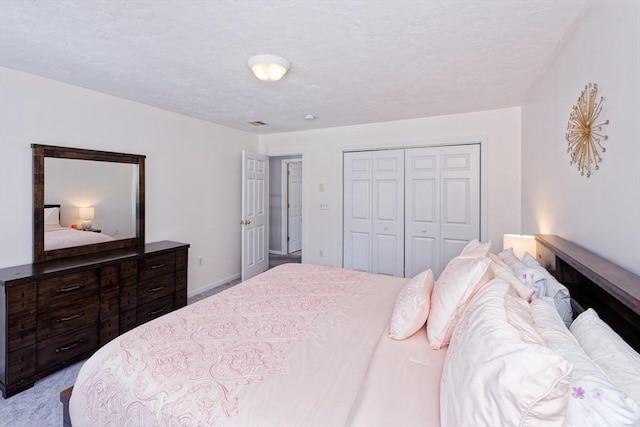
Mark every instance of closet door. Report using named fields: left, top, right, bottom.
left=372, top=150, right=404, bottom=276
left=405, top=148, right=441, bottom=278
left=343, top=152, right=372, bottom=272
left=440, top=144, right=480, bottom=268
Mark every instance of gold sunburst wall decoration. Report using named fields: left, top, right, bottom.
left=565, top=83, right=609, bottom=178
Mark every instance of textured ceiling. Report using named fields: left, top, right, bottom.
left=0, top=1, right=589, bottom=134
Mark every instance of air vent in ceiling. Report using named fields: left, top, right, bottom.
left=248, top=121, right=268, bottom=126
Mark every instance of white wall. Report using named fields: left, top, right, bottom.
left=0, top=67, right=259, bottom=295
left=260, top=107, right=522, bottom=268
left=521, top=2, right=640, bottom=275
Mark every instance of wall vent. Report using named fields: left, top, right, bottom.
left=248, top=121, right=268, bottom=126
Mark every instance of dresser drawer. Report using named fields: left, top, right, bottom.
left=37, top=298, right=99, bottom=341
left=7, top=310, right=37, bottom=351
left=120, top=260, right=137, bottom=286
left=100, top=265, right=119, bottom=293
left=138, top=253, right=175, bottom=282
left=137, top=273, right=175, bottom=305
left=119, top=309, right=137, bottom=333
left=7, top=283, right=37, bottom=315
left=100, top=315, right=119, bottom=346
left=120, top=284, right=137, bottom=311
left=38, top=271, right=98, bottom=310
left=37, top=325, right=99, bottom=372
left=7, top=346, right=36, bottom=385
left=137, top=294, right=174, bottom=325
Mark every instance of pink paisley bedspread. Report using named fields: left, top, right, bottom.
left=69, top=263, right=413, bottom=426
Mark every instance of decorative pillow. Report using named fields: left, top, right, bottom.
left=44, top=207, right=60, bottom=226
left=441, top=280, right=572, bottom=427
left=488, top=253, right=534, bottom=301
left=458, top=239, right=491, bottom=259
left=389, top=269, right=435, bottom=340
left=499, top=248, right=547, bottom=297
left=531, top=298, right=639, bottom=427
left=426, top=256, right=492, bottom=349
left=522, top=252, right=572, bottom=326
left=570, top=308, right=640, bottom=408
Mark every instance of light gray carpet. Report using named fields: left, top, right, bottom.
left=0, top=255, right=301, bottom=426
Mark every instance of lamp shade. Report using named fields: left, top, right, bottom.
left=79, top=207, right=94, bottom=220
left=503, top=234, right=536, bottom=259
left=247, top=55, right=290, bottom=82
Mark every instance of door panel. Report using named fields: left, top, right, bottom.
left=441, top=145, right=480, bottom=247
left=242, top=151, right=269, bottom=281
left=344, top=152, right=372, bottom=271
left=405, top=148, right=440, bottom=277
left=287, top=162, right=302, bottom=253
left=372, top=150, right=404, bottom=277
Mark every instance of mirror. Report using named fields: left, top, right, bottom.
left=33, top=144, right=145, bottom=263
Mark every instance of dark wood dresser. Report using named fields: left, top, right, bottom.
left=0, top=240, right=189, bottom=398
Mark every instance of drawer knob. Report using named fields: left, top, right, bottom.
left=148, top=306, right=167, bottom=316
left=56, top=284, right=84, bottom=293
left=148, top=286, right=165, bottom=293
left=56, top=339, right=85, bottom=353
left=150, top=264, right=166, bottom=270
left=56, top=311, right=84, bottom=323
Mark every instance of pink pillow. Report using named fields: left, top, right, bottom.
left=389, top=269, right=435, bottom=340
left=426, top=256, right=492, bottom=349
left=441, top=281, right=572, bottom=427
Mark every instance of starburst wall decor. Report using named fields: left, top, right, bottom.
left=565, top=83, right=609, bottom=178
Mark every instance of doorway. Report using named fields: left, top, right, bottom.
left=268, top=156, right=303, bottom=262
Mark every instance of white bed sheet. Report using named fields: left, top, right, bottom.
left=44, top=226, right=115, bottom=251
left=70, top=264, right=436, bottom=426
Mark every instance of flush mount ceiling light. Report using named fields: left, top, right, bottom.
left=247, top=54, right=290, bottom=82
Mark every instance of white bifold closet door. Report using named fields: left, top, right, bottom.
left=344, top=144, right=480, bottom=278
left=343, top=150, right=404, bottom=276
left=405, top=145, right=480, bottom=278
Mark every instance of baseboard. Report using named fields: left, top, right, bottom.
left=187, top=273, right=241, bottom=299
left=269, top=250, right=286, bottom=255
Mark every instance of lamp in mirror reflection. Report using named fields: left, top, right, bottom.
left=79, top=207, right=94, bottom=231
left=503, top=234, right=536, bottom=259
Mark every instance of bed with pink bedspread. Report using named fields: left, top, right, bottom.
left=70, top=264, right=445, bottom=426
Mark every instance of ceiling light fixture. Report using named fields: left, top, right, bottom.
left=304, top=114, right=316, bottom=120
left=247, top=55, right=290, bottom=82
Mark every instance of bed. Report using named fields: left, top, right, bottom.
left=65, top=235, right=640, bottom=427
left=44, top=205, right=115, bottom=251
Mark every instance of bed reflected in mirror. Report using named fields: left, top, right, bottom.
left=44, top=158, right=137, bottom=250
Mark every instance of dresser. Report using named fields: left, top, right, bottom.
left=0, top=240, right=189, bottom=398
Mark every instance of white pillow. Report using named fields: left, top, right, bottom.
left=389, top=269, right=434, bottom=340
left=488, top=253, right=535, bottom=301
left=427, top=256, right=492, bottom=349
left=571, top=308, right=640, bottom=408
left=44, top=207, right=61, bottom=227
left=499, top=248, right=547, bottom=297
left=441, top=280, right=572, bottom=427
left=458, top=239, right=491, bottom=259
left=522, top=252, right=573, bottom=326
left=531, top=298, right=639, bottom=427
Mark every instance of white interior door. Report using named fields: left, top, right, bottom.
left=372, top=150, right=404, bottom=276
left=343, top=151, right=372, bottom=272
left=440, top=144, right=480, bottom=268
left=287, top=161, right=302, bottom=253
left=405, top=147, right=441, bottom=278
left=242, top=151, right=268, bottom=281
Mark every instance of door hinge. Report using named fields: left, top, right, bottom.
left=287, top=203, right=290, bottom=209
left=287, top=170, right=291, bottom=176
left=287, top=236, right=290, bottom=241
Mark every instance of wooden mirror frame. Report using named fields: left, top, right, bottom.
left=32, top=144, right=145, bottom=263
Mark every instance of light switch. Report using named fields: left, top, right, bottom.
left=319, top=183, right=325, bottom=192
left=319, top=202, right=329, bottom=210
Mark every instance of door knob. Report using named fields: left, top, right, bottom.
left=240, top=220, right=251, bottom=225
